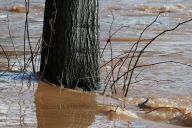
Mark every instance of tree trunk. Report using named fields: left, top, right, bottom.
left=40, top=0, right=99, bottom=90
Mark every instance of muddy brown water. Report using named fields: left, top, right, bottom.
left=0, top=0, right=192, bottom=128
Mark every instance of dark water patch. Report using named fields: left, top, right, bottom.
left=0, top=71, right=37, bottom=81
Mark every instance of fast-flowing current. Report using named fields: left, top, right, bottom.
left=0, top=0, right=192, bottom=127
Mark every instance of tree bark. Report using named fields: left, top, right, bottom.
left=40, top=0, right=99, bottom=90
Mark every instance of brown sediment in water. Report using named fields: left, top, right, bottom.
left=3, top=4, right=44, bottom=13
left=170, top=112, right=192, bottom=127
left=35, top=81, right=98, bottom=128
left=8, top=4, right=26, bottom=13
left=35, top=81, right=134, bottom=128
left=101, top=37, right=151, bottom=43
left=135, top=5, right=183, bottom=13
left=0, top=51, right=32, bottom=57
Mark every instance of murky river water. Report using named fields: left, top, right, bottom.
left=0, top=0, right=192, bottom=128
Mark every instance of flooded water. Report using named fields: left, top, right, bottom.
left=0, top=0, right=192, bottom=128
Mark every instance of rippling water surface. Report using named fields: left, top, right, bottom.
left=0, top=0, right=192, bottom=127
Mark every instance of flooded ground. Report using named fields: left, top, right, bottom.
left=0, top=0, right=192, bottom=128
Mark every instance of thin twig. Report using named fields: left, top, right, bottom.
left=124, top=12, right=162, bottom=96
left=0, top=45, right=10, bottom=70
left=124, top=17, right=192, bottom=96
left=6, top=11, right=23, bottom=70
left=107, top=60, right=192, bottom=93
left=146, top=107, right=183, bottom=114
left=24, top=0, right=36, bottom=73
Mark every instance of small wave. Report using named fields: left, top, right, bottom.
left=127, top=96, right=192, bottom=127
left=4, top=4, right=44, bottom=14
left=8, top=4, right=26, bottom=13
left=136, top=4, right=185, bottom=13
left=169, top=112, right=192, bottom=127
left=0, top=14, right=6, bottom=19
left=107, top=5, right=122, bottom=11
